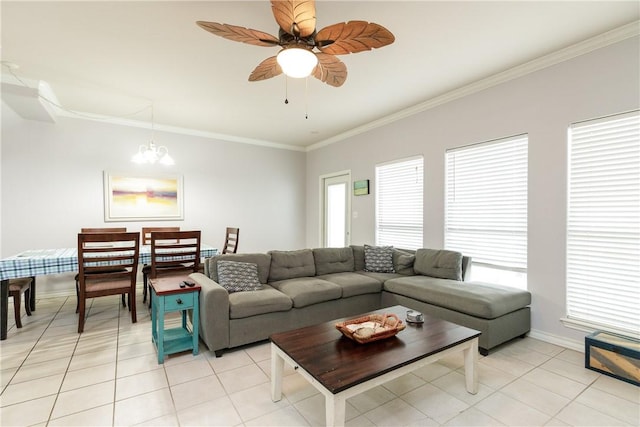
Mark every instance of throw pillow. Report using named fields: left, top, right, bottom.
left=364, top=244, right=395, bottom=273
left=217, top=260, right=262, bottom=293
left=413, top=248, right=463, bottom=281
left=393, top=249, right=416, bottom=275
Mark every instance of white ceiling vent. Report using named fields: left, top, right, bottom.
left=1, top=78, right=59, bottom=123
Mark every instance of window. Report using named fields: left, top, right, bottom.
left=445, top=135, right=528, bottom=289
left=566, top=111, right=640, bottom=336
left=375, top=156, right=424, bottom=249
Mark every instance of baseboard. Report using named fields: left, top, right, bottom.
left=528, top=328, right=584, bottom=353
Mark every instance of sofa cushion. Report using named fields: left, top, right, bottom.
left=384, top=276, right=531, bottom=319
left=356, top=271, right=405, bottom=282
left=364, top=245, right=395, bottom=273
left=351, top=245, right=366, bottom=271
left=268, top=249, right=316, bottom=281
left=228, top=284, right=292, bottom=319
left=393, top=249, right=415, bottom=275
left=414, top=249, right=462, bottom=281
left=206, top=253, right=271, bottom=284
left=217, top=261, right=262, bottom=293
left=317, top=272, right=382, bottom=298
left=313, top=247, right=355, bottom=275
left=269, top=277, right=342, bottom=308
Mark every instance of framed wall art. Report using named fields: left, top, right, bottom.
left=353, top=179, right=370, bottom=196
left=103, top=171, right=184, bottom=222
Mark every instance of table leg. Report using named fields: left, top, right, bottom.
left=151, top=289, right=157, bottom=344
left=157, top=293, right=165, bottom=364
left=270, top=344, right=284, bottom=402
left=29, top=276, right=36, bottom=312
left=1, top=279, right=8, bottom=340
left=191, top=292, right=199, bottom=356
left=326, top=394, right=346, bottom=427
left=464, top=338, right=479, bottom=394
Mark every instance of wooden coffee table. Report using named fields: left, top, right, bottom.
left=270, top=305, right=481, bottom=427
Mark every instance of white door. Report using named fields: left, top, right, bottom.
left=322, top=173, right=351, bottom=247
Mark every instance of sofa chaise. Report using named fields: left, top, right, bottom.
left=189, top=245, right=531, bottom=356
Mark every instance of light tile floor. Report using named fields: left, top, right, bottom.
left=1, top=293, right=639, bottom=426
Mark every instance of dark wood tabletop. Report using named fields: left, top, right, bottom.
left=149, top=275, right=201, bottom=295
left=270, top=305, right=481, bottom=394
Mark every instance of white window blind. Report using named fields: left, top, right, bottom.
left=566, top=111, right=640, bottom=336
left=376, top=156, right=424, bottom=250
left=445, top=135, right=528, bottom=271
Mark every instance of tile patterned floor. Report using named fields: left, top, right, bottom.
left=1, top=294, right=639, bottom=426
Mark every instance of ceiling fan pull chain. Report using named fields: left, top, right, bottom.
left=284, top=76, right=289, bottom=104
left=305, top=76, right=309, bottom=119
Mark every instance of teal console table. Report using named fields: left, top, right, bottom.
left=150, top=276, right=200, bottom=364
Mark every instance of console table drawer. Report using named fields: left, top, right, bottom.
left=164, top=292, right=194, bottom=311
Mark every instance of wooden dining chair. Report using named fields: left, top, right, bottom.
left=9, top=277, right=33, bottom=328
left=222, top=227, right=240, bottom=254
left=74, top=227, right=128, bottom=313
left=149, top=230, right=201, bottom=295
left=77, top=231, right=140, bottom=333
left=141, top=227, right=180, bottom=303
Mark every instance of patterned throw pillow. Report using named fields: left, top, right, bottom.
left=217, top=260, right=262, bottom=293
left=364, top=245, right=395, bottom=273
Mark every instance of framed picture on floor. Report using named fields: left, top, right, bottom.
left=103, top=171, right=184, bottom=221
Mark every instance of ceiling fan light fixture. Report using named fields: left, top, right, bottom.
left=276, top=47, right=318, bottom=78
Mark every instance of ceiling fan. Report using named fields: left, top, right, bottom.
left=196, top=0, right=395, bottom=87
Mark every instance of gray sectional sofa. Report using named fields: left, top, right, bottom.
left=189, top=245, right=531, bottom=357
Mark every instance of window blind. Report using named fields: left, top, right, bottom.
left=445, top=135, right=528, bottom=271
left=376, top=157, right=424, bottom=250
left=567, top=111, right=640, bottom=335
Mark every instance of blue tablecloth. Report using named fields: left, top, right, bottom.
left=0, top=245, right=218, bottom=280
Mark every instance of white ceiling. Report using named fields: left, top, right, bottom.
left=2, top=1, right=638, bottom=149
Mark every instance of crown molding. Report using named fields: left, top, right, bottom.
left=55, top=109, right=306, bottom=152
left=22, top=20, right=639, bottom=154
left=306, top=21, right=640, bottom=152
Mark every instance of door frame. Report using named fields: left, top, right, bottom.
left=319, top=170, right=352, bottom=248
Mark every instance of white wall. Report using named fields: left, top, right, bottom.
left=305, top=37, right=640, bottom=346
left=2, top=36, right=638, bottom=345
left=1, top=107, right=306, bottom=295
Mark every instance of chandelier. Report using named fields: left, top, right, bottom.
left=131, top=106, right=174, bottom=165
left=132, top=141, right=174, bottom=165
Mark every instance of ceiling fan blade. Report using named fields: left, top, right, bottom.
left=312, top=53, right=347, bottom=87
left=271, top=0, right=316, bottom=38
left=196, top=21, right=279, bottom=47
left=249, top=56, right=283, bottom=82
left=316, top=21, right=395, bottom=55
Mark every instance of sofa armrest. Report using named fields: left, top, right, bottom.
left=189, top=272, right=230, bottom=353
left=462, top=256, right=472, bottom=281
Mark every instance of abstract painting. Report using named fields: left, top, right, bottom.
left=104, top=171, right=184, bottom=221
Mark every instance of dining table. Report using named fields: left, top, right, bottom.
left=0, top=244, right=218, bottom=340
